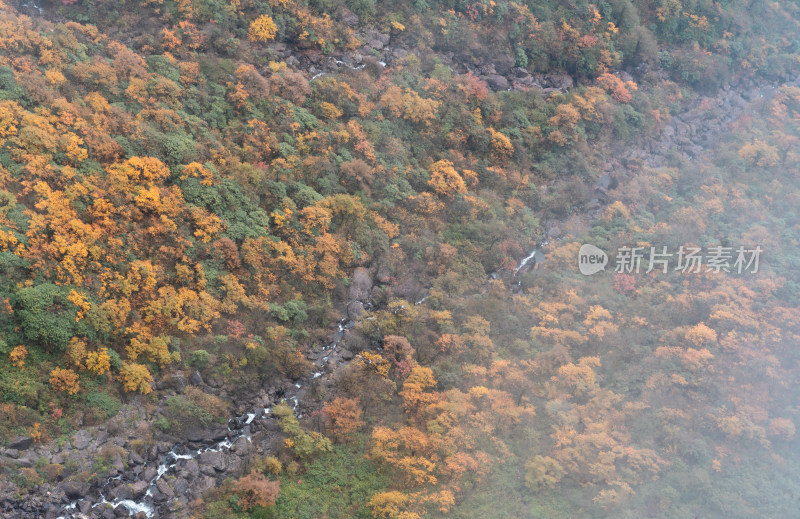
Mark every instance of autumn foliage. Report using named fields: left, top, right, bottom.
left=119, top=363, right=153, bottom=394
left=9, top=345, right=27, bottom=368
left=322, top=397, right=364, bottom=442
left=248, top=15, right=278, bottom=43
left=233, top=471, right=280, bottom=510
left=49, top=368, right=80, bottom=395
left=0, top=0, right=798, bottom=518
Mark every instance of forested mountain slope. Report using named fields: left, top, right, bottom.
left=0, top=0, right=799, bottom=517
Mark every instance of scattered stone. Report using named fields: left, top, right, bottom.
left=545, top=223, right=562, bottom=238
left=44, top=504, right=59, bottom=519
left=165, top=371, right=188, bottom=393
left=95, top=429, right=109, bottom=445
left=128, top=451, right=144, bottom=466
left=206, top=374, right=224, bottom=388
left=596, top=174, right=612, bottom=190
left=131, top=480, right=149, bottom=499
left=16, top=456, right=34, bottom=468
left=3, top=449, right=19, bottom=459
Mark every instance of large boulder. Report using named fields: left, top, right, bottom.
left=130, top=480, right=149, bottom=498
left=179, top=458, right=200, bottom=478
left=172, top=477, right=189, bottom=496
left=185, top=423, right=228, bottom=443
left=232, top=437, right=250, bottom=456
left=72, top=429, right=92, bottom=450
left=347, top=301, right=365, bottom=320
left=110, top=480, right=148, bottom=500
left=156, top=478, right=174, bottom=499
left=226, top=456, right=244, bottom=474
left=494, top=53, right=516, bottom=75
left=8, top=436, right=32, bottom=451
left=485, top=74, right=509, bottom=91
left=159, top=371, right=187, bottom=393
left=128, top=451, right=144, bottom=466
left=78, top=500, right=92, bottom=514
left=189, top=370, right=204, bottom=387
left=348, top=267, right=373, bottom=301
left=198, top=450, right=227, bottom=472
left=141, top=467, right=157, bottom=483
left=547, top=73, right=573, bottom=90
left=59, top=480, right=89, bottom=500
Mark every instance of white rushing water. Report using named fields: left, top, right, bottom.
left=58, top=301, right=355, bottom=517
left=516, top=249, right=538, bottom=272
left=116, top=500, right=153, bottom=516
left=309, top=59, right=368, bottom=82
left=56, top=405, right=274, bottom=518
left=514, top=239, right=549, bottom=274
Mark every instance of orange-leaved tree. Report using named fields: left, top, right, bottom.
left=322, top=397, right=364, bottom=442
left=50, top=367, right=80, bottom=395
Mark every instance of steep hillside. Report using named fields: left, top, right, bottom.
left=0, top=0, right=798, bottom=518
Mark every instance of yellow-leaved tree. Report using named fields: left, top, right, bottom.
left=249, top=15, right=278, bottom=42
left=427, top=160, right=467, bottom=199
left=119, top=362, right=153, bottom=394
left=85, top=348, right=111, bottom=376
left=9, top=345, right=27, bottom=368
